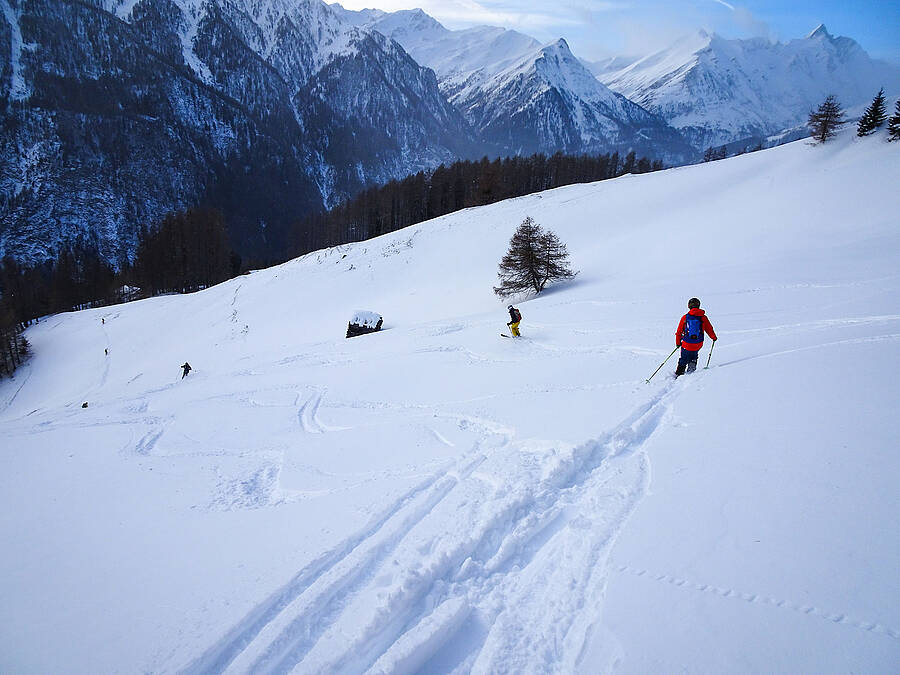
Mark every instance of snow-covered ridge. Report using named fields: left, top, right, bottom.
left=2, top=128, right=897, bottom=672
left=600, top=25, right=900, bottom=148
left=347, top=7, right=690, bottom=159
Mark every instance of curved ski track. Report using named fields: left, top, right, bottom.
left=182, top=381, right=683, bottom=674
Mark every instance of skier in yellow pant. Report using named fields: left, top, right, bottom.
left=507, top=305, right=522, bottom=337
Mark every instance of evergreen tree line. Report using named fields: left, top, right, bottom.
left=132, top=208, right=238, bottom=296
left=294, top=151, right=664, bottom=253
left=0, top=208, right=239, bottom=377
left=856, top=88, right=900, bottom=141
left=811, top=88, right=900, bottom=143
left=0, top=242, right=118, bottom=377
left=701, top=142, right=763, bottom=162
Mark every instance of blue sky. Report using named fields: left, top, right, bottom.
left=333, top=0, right=900, bottom=62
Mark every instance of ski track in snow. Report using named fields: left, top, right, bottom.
left=716, top=332, right=900, bottom=368
left=614, top=565, right=900, bottom=640
left=181, top=380, right=684, bottom=674
left=0, top=362, right=32, bottom=414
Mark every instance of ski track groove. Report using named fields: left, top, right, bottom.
left=135, top=425, right=165, bottom=456
left=296, top=388, right=348, bottom=434
left=614, top=565, right=900, bottom=640
left=716, top=333, right=900, bottom=368
left=184, top=380, right=683, bottom=674
left=181, top=454, right=487, bottom=675
left=0, top=363, right=32, bottom=416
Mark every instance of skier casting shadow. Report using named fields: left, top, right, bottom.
left=181, top=362, right=192, bottom=379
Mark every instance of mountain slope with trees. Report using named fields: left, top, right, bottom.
left=0, top=129, right=897, bottom=672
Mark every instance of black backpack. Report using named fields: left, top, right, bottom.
left=511, top=308, right=521, bottom=323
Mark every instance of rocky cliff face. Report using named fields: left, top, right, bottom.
left=0, top=0, right=476, bottom=265
left=363, top=13, right=694, bottom=163
left=449, top=39, right=693, bottom=162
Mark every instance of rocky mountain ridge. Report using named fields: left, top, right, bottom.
left=598, top=24, right=900, bottom=149
left=0, top=0, right=476, bottom=265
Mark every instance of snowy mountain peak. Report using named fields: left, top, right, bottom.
left=365, top=7, right=447, bottom=38
left=807, top=23, right=832, bottom=40
left=600, top=26, right=900, bottom=149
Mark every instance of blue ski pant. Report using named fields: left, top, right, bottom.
left=677, top=347, right=699, bottom=372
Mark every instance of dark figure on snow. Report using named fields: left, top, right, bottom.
left=507, top=305, right=522, bottom=337
left=181, top=362, right=192, bottom=379
left=675, top=298, right=717, bottom=376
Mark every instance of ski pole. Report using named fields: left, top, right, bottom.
left=705, top=339, right=716, bottom=369
left=646, top=346, right=679, bottom=383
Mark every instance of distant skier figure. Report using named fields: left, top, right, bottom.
left=675, top=298, right=717, bottom=376
left=181, top=362, right=192, bottom=379
left=507, top=305, right=522, bottom=337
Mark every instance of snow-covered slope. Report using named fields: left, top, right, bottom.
left=1, top=128, right=899, bottom=673
left=600, top=25, right=900, bottom=149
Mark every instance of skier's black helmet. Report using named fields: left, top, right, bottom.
left=688, top=297, right=701, bottom=309
left=507, top=304, right=513, bottom=310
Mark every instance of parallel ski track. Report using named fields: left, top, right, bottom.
left=181, top=380, right=683, bottom=674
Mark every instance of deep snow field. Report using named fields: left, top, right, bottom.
left=1, top=129, right=898, bottom=674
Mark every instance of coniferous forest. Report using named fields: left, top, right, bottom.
left=0, top=150, right=663, bottom=376
left=294, top=151, right=663, bottom=252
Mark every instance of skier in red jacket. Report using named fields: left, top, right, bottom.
left=675, top=297, right=717, bottom=376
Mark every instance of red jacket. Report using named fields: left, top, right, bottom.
left=676, top=308, right=717, bottom=351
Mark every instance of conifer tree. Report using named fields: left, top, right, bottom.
left=888, top=100, right=900, bottom=142
left=857, top=88, right=887, bottom=136
left=808, top=95, right=846, bottom=143
left=537, top=229, right=576, bottom=292
left=494, top=217, right=577, bottom=297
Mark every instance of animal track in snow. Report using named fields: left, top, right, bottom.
left=615, top=565, right=900, bottom=640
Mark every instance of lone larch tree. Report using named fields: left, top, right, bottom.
left=808, top=95, right=846, bottom=143
left=494, top=217, right=577, bottom=297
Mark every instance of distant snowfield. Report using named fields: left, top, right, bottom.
left=1, top=130, right=898, bottom=673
